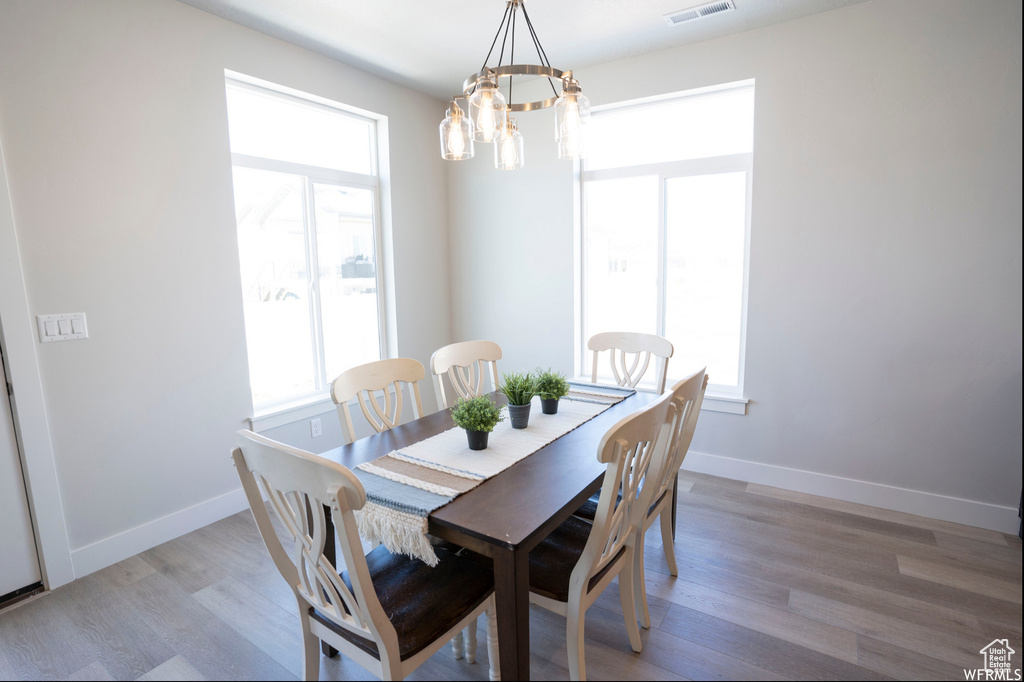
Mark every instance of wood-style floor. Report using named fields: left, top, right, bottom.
left=1, top=471, right=1020, bottom=681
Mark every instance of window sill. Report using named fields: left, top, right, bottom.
left=250, top=394, right=337, bottom=433
left=702, top=393, right=748, bottom=415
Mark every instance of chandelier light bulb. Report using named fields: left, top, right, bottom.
left=561, top=97, right=581, bottom=141
left=439, top=101, right=474, bottom=160
left=469, top=78, right=507, bottom=143
left=501, top=133, right=515, bottom=163
left=494, top=118, right=525, bottom=170
left=449, top=124, right=466, bottom=156
left=555, top=78, right=591, bottom=160
left=478, top=96, right=496, bottom=138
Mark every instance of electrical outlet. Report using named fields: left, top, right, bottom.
left=310, top=417, right=322, bottom=438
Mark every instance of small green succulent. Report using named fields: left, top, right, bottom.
left=534, top=368, right=570, bottom=401
left=499, top=371, right=537, bottom=406
left=450, top=395, right=504, bottom=432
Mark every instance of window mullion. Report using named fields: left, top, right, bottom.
left=369, top=187, right=388, bottom=361
left=656, top=174, right=667, bottom=340
left=578, top=178, right=589, bottom=378
left=304, top=178, right=328, bottom=392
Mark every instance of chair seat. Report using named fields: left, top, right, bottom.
left=574, top=490, right=665, bottom=523
left=573, top=493, right=601, bottom=522
left=528, top=515, right=626, bottom=602
left=310, top=543, right=493, bottom=661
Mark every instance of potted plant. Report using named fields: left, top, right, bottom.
left=535, top=368, right=570, bottom=414
left=500, top=370, right=536, bottom=429
left=450, top=395, right=504, bottom=450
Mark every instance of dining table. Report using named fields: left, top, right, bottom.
left=317, top=387, right=659, bottom=681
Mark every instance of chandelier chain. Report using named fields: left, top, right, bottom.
left=508, top=6, right=516, bottom=104
left=480, top=4, right=512, bottom=77
left=520, top=4, right=560, bottom=98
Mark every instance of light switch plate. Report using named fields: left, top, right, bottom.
left=36, top=313, right=88, bottom=342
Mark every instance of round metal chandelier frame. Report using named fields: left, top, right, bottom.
left=461, top=65, right=570, bottom=113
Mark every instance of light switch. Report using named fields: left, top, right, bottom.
left=36, top=313, right=89, bottom=343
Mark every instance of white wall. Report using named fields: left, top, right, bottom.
left=448, top=0, right=1023, bottom=530
left=448, top=100, right=577, bottom=375
left=0, top=0, right=452, bottom=581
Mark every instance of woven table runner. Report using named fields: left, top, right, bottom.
left=352, top=381, right=635, bottom=565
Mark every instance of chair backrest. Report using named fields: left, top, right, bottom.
left=645, top=368, right=708, bottom=519
left=331, top=358, right=425, bottom=445
left=232, top=430, right=400, bottom=654
left=429, top=340, right=502, bottom=409
left=588, top=331, right=674, bottom=393
left=571, top=390, right=676, bottom=593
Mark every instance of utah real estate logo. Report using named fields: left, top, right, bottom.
left=965, top=639, right=1021, bottom=680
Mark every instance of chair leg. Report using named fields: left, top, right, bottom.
left=660, top=508, right=678, bottom=577
left=566, top=600, right=587, bottom=682
left=451, top=631, right=464, bottom=660
left=464, top=618, right=478, bottom=664
left=301, top=620, right=320, bottom=681
left=633, top=530, right=652, bottom=629
left=485, top=605, right=500, bottom=682
left=618, top=553, right=643, bottom=654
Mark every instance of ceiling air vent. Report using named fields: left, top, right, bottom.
left=664, top=0, right=736, bottom=26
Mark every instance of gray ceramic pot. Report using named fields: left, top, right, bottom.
left=540, top=398, right=560, bottom=414
left=507, top=403, right=532, bottom=429
left=465, top=429, right=489, bottom=450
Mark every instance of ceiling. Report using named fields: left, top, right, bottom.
left=177, top=0, right=867, bottom=101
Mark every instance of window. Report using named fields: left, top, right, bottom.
left=579, top=82, right=754, bottom=398
left=226, top=78, right=387, bottom=409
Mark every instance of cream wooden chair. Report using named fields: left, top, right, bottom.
left=331, top=358, right=425, bottom=445
left=631, top=368, right=708, bottom=628
left=429, top=340, right=502, bottom=410
left=330, top=359, right=480, bottom=656
left=526, top=390, right=676, bottom=681
left=574, top=369, right=708, bottom=628
left=232, top=430, right=499, bottom=681
left=588, top=331, right=674, bottom=394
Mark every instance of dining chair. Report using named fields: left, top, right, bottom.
left=232, top=430, right=500, bottom=681
left=429, top=340, right=502, bottom=410
left=331, top=358, right=425, bottom=445
left=574, top=369, right=708, bottom=628
left=526, top=390, right=676, bottom=681
left=588, top=331, right=674, bottom=394
left=631, top=368, right=707, bottom=628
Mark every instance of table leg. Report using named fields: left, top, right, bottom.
left=493, top=545, right=531, bottom=681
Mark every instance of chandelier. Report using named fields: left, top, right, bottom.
left=439, top=0, right=591, bottom=170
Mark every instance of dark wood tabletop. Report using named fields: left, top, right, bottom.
left=318, top=388, right=658, bottom=681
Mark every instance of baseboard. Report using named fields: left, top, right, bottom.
left=682, top=451, right=1020, bottom=535
left=69, top=487, right=250, bottom=579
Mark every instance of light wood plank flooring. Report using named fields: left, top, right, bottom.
left=1, top=472, right=1020, bottom=681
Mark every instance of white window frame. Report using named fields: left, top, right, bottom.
left=226, top=76, right=391, bottom=424
left=575, top=82, right=753, bottom=414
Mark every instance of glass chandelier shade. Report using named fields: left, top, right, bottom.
left=468, top=76, right=508, bottom=143
left=439, top=101, right=474, bottom=161
left=494, top=118, right=524, bottom=170
left=554, top=80, right=591, bottom=160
